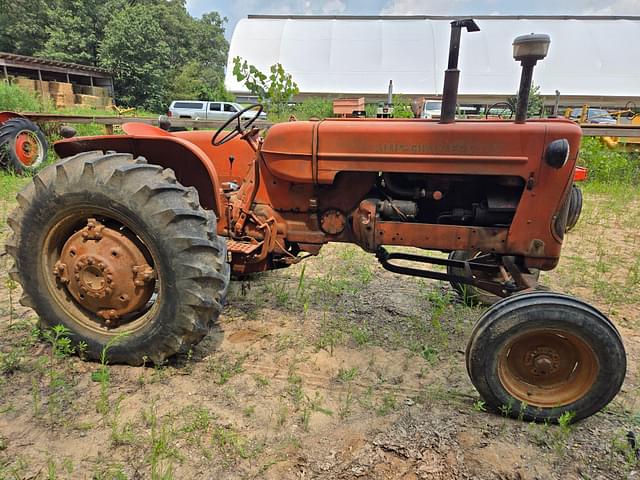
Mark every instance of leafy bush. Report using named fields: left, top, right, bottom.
left=169, top=61, right=233, bottom=103
left=268, top=97, right=333, bottom=122
left=0, top=82, right=44, bottom=112
left=232, top=57, right=299, bottom=114
left=507, top=84, right=545, bottom=118
left=578, top=137, right=640, bottom=184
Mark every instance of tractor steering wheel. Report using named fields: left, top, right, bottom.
left=211, top=104, right=264, bottom=146
left=485, top=102, right=514, bottom=119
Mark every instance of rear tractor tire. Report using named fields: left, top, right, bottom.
left=0, top=117, right=48, bottom=172
left=466, top=292, right=626, bottom=422
left=6, top=151, right=230, bottom=365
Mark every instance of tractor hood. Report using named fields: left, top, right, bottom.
left=261, top=118, right=582, bottom=184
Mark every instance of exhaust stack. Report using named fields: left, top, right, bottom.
left=512, top=33, right=550, bottom=123
left=439, top=19, right=480, bottom=124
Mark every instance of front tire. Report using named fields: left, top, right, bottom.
left=565, top=184, right=583, bottom=232
left=6, top=151, right=229, bottom=364
left=466, top=292, right=626, bottom=422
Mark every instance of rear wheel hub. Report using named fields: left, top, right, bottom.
left=52, top=218, right=155, bottom=326
left=15, top=130, right=41, bottom=166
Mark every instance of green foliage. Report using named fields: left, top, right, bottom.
left=579, top=137, right=640, bottom=184
left=99, top=5, right=172, bottom=112
left=267, top=97, right=333, bottom=123
left=168, top=61, right=233, bottom=102
left=507, top=84, right=544, bottom=118
left=232, top=57, right=299, bottom=113
left=0, top=82, right=43, bottom=112
left=0, top=1, right=230, bottom=112
left=0, top=0, right=52, bottom=56
left=39, top=0, right=124, bottom=66
left=391, top=95, right=414, bottom=118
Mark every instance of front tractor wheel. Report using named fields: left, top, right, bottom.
left=466, top=292, right=626, bottom=422
left=6, top=151, right=230, bottom=365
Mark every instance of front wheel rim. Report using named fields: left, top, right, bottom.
left=498, top=329, right=599, bottom=408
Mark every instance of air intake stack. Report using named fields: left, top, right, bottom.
left=512, top=33, right=550, bottom=123
left=439, top=19, right=480, bottom=124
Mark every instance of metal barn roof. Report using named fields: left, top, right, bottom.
left=225, top=15, right=640, bottom=106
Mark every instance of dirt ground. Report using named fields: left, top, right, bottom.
left=0, top=185, right=639, bottom=480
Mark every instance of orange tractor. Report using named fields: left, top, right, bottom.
left=7, top=20, right=625, bottom=422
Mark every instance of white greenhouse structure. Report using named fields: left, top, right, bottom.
left=225, top=15, right=640, bottom=108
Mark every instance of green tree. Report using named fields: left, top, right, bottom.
left=0, top=0, right=52, bottom=56
left=191, top=12, right=229, bottom=69
left=169, top=61, right=232, bottom=101
left=166, top=10, right=230, bottom=101
left=232, top=57, right=299, bottom=113
left=38, top=0, right=126, bottom=66
left=507, top=84, right=545, bottom=118
left=99, top=4, right=172, bottom=111
left=0, top=0, right=230, bottom=111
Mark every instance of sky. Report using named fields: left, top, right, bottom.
left=186, top=0, right=640, bottom=38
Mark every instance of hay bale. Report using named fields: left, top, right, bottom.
left=72, top=85, right=107, bottom=97
left=49, top=81, right=74, bottom=95
left=92, top=86, right=108, bottom=97
left=73, top=85, right=92, bottom=95
left=74, top=94, right=99, bottom=107
left=14, top=77, right=36, bottom=91
left=52, top=93, right=67, bottom=109
left=34, top=80, right=49, bottom=94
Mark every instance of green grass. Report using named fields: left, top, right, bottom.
left=579, top=137, right=640, bottom=185
left=0, top=82, right=43, bottom=112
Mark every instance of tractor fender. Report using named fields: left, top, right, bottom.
left=0, top=111, right=26, bottom=125
left=54, top=127, right=225, bottom=216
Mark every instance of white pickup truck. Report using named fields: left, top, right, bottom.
left=167, top=101, right=267, bottom=121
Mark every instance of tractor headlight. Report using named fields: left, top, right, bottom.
left=544, top=138, right=570, bottom=169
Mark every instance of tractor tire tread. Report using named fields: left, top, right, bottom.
left=6, top=151, right=229, bottom=365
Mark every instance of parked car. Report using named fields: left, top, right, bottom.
left=168, top=101, right=267, bottom=121
left=568, top=107, right=616, bottom=125
left=421, top=99, right=442, bottom=119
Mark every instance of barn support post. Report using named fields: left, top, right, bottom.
left=37, top=69, right=45, bottom=98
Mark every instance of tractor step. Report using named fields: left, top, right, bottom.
left=226, top=239, right=261, bottom=255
